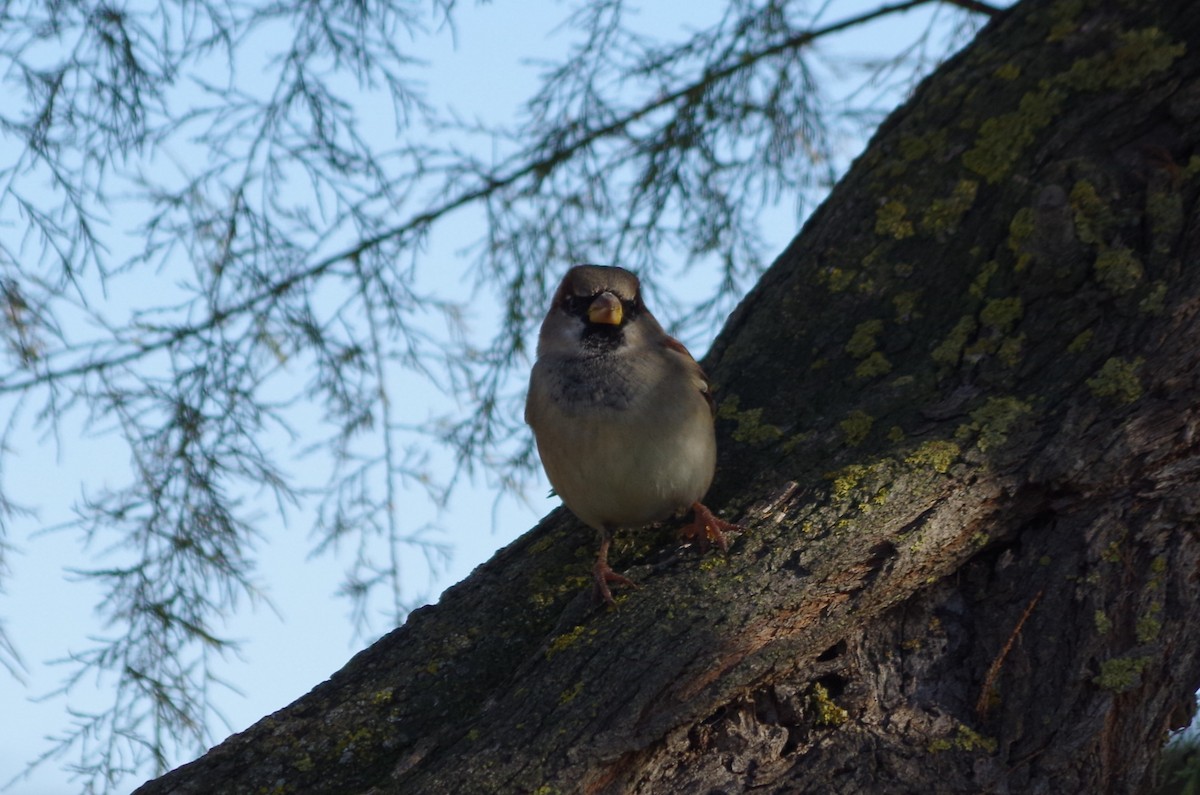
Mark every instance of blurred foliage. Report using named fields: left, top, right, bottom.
left=1156, top=723, right=1200, bottom=795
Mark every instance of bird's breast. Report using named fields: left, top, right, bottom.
left=526, top=353, right=717, bottom=531
left=547, top=354, right=641, bottom=413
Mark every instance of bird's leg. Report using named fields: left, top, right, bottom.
left=678, top=502, right=741, bottom=553
left=593, top=529, right=638, bottom=606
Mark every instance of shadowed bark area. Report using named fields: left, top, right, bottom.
left=137, top=0, right=1200, bottom=792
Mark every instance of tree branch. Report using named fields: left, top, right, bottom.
left=0, top=0, right=939, bottom=397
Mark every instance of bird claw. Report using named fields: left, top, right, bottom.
left=590, top=504, right=740, bottom=606
left=593, top=560, right=638, bottom=606
left=679, top=502, right=741, bottom=553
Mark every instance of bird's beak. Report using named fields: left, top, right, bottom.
left=587, top=292, right=623, bottom=325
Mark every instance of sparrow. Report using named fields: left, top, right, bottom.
left=525, top=264, right=740, bottom=605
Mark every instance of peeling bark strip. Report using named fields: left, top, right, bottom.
left=138, top=1, right=1200, bottom=793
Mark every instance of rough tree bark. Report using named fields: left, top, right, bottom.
left=137, top=0, right=1200, bottom=792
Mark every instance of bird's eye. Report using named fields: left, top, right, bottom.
left=562, top=295, right=591, bottom=315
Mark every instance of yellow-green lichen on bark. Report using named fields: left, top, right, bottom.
left=1136, top=607, right=1162, bottom=643
left=1093, top=247, right=1144, bottom=294
left=855, top=351, right=893, bottom=380
left=994, top=62, right=1021, bottom=81
left=900, top=129, right=949, bottom=163
left=1045, top=0, right=1084, bottom=42
left=1057, top=28, right=1185, bottom=92
left=928, top=724, right=998, bottom=754
left=893, top=290, right=921, bottom=323
left=529, top=566, right=592, bottom=611
left=875, top=200, right=915, bottom=239
left=963, top=334, right=999, bottom=364
left=335, top=727, right=376, bottom=758
left=980, top=297, right=1023, bottom=333
left=844, top=317, right=892, bottom=379
left=964, top=26, right=1183, bottom=185
left=1136, top=557, right=1168, bottom=642
left=932, top=315, right=978, bottom=366
left=811, top=683, right=849, bottom=727
left=905, top=439, right=961, bottom=474
left=718, top=395, right=785, bottom=445
left=1101, top=528, right=1126, bottom=563
left=529, top=531, right=565, bottom=555
left=1094, top=655, right=1153, bottom=693
left=1067, top=329, right=1093, bottom=353
left=969, top=260, right=1000, bottom=299
left=1007, top=207, right=1036, bottom=270
left=1069, top=180, right=1112, bottom=245
left=846, top=318, right=884, bottom=358
left=1147, top=187, right=1184, bottom=254
left=957, top=396, right=1034, bottom=452
left=826, top=461, right=884, bottom=502
left=818, top=264, right=858, bottom=293
left=839, top=410, right=875, bottom=447
left=998, top=334, right=1024, bottom=368
left=1139, top=281, right=1167, bottom=315
left=545, top=625, right=590, bottom=659
left=884, top=129, right=950, bottom=178
left=920, top=180, right=979, bottom=235
left=558, top=680, right=584, bottom=705
left=1086, top=357, right=1143, bottom=404
left=963, top=89, right=1064, bottom=184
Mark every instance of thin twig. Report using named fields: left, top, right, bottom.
left=0, top=0, right=940, bottom=397
left=976, top=590, right=1043, bottom=719
left=941, top=0, right=1004, bottom=17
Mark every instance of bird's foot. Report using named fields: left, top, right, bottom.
left=593, top=559, right=638, bottom=607
left=679, top=502, right=741, bottom=553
